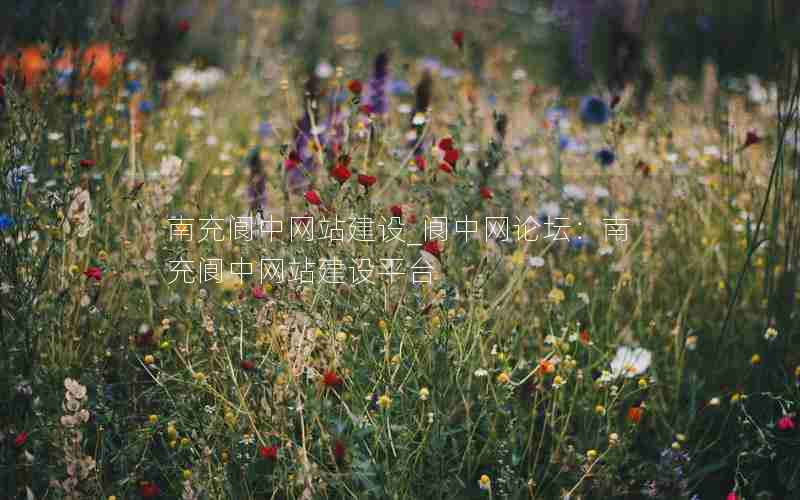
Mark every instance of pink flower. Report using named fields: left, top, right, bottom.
left=83, top=267, right=102, bottom=281
left=251, top=286, right=267, bottom=300
left=14, top=431, right=28, bottom=448
left=777, top=415, right=796, bottom=431
left=727, top=491, right=738, bottom=500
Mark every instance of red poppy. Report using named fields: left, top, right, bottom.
left=304, top=191, right=322, bottom=206
left=14, top=431, right=28, bottom=448
left=177, top=19, right=191, bottom=33
left=479, top=187, right=493, bottom=199
left=333, top=440, right=346, bottom=462
left=390, top=205, right=403, bottom=218
left=438, top=137, right=454, bottom=151
left=438, top=163, right=453, bottom=174
left=80, top=159, right=96, bottom=168
left=241, top=359, right=255, bottom=371
left=627, top=406, right=643, bottom=424
left=323, top=370, right=343, bottom=388
left=347, top=79, right=363, bottom=95
left=579, top=330, right=591, bottom=344
left=414, top=154, right=427, bottom=171
left=84, top=267, right=102, bottom=281
left=443, top=148, right=459, bottom=166
left=357, top=174, right=377, bottom=187
left=422, top=240, right=441, bottom=258
left=251, top=286, right=267, bottom=300
left=140, top=482, right=161, bottom=498
left=259, top=445, right=279, bottom=460
left=330, top=164, right=351, bottom=184
left=452, top=31, right=465, bottom=49
left=743, top=130, right=761, bottom=149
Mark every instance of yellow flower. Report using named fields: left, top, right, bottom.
left=586, top=449, right=598, bottom=460
left=167, top=425, right=178, bottom=439
left=378, top=394, right=392, bottom=410
left=419, top=387, right=430, bottom=401
left=148, top=414, right=158, bottom=424
left=109, top=497, right=117, bottom=500
left=795, top=366, right=800, bottom=378
left=548, top=288, right=565, bottom=305
left=336, top=331, right=348, bottom=342
left=496, top=372, right=510, bottom=384
left=671, top=441, right=681, bottom=450
left=565, top=273, right=575, bottom=286
left=378, top=319, right=388, bottom=331
left=552, top=375, right=566, bottom=388
left=180, top=437, right=190, bottom=446
left=478, top=474, right=491, bottom=491
left=224, top=411, right=236, bottom=425
left=182, top=469, right=192, bottom=480
left=594, top=405, right=606, bottom=416
left=638, top=377, right=648, bottom=389
left=144, top=354, right=155, bottom=365
left=430, top=316, right=441, bottom=329
left=220, top=271, right=242, bottom=292
left=731, top=393, right=742, bottom=403
left=750, top=354, right=761, bottom=365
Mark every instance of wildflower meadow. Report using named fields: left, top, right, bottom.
left=1, top=1, right=800, bottom=499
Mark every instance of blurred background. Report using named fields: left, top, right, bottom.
left=2, top=0, right=799, bottom=95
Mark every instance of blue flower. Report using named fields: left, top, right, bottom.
left=579, top=96, right=610, bottom=125
left=595, top=148, right=616, bottom=167
left=126, top=79, right=142, bottom=94
left=569, top=236, right=592, bottom=250
left=0, top=213, right=14, bottom=231
left=139, top=100, right=154, bottom=113
left=389, top=79, right=412, bottom=96
left=258, top=121, right=273, bottom=138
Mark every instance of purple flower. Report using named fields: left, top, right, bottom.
left=365, top=52, right=390, bottom=114
left=595, top=148, right=616, bottom=167
left=258, top=121, right=273, bottom=139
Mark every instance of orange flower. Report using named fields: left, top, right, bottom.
left=627, top=406, right=643, bottom=424
left=20, top=47, right=47, bottom=89
left=538, top=359, right=555, bottom=374
left=82, top=43, right=123, bottom=89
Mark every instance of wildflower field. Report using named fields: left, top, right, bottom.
left=1, top=1, right=800, bottom=499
